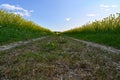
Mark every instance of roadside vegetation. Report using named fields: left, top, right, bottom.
left=62, top=13, right=120, bottom=49
left=0, top=36, right=119, bottom=80
left=0, top=10, right=52, bottom=45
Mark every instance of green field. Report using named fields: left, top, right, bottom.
left=0, top=10, right=53, bottom=45
left=62, top=14, right=120, bottom=49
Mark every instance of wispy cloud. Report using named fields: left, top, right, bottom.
left=111, top=5, right=118, bottom=8
left=86, top=14, right=96, bottom=17
left=65, top=18, right=71, bottom=21
left=100, top=4, right=118, bottom=11
left=100, top=4, right=109, bottom=8
left=0, top=4, right=33, bottom=16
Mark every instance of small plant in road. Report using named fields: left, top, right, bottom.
left=41, top=41, right=59, bottom=52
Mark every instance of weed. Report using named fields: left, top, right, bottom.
left=41, top=42, right=59, bottom=51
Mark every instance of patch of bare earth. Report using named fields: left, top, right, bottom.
left=0, top=36, right=120, bottom=80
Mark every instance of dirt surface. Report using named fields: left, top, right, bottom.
left=68, top=37, right=120, bottom=54
left=0, top=36, right=120, bottom=80
left=0, top=36, right=48, bottom=51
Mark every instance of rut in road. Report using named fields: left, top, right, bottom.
left=0, top=36, right=120, bottom=80
left=0, top=36, right=48, bottom=52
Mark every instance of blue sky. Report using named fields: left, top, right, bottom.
left=0, top=0, right=120, bottom=31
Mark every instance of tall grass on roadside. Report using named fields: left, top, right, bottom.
left=0, top=10, right=52, bottom=45
left=63, top=13, right=120, bottom=49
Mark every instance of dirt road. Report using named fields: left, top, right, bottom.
left=0, top=36, right=120, bottom=80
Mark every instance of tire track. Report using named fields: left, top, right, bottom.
left=0, top=36, right=48, bottom=52
left=68, top=37, right=120, bottom=54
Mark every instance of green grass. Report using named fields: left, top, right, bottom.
left=41, top=41, right=59, bottom=52
left=0, top=10, right=53, bottom=45
left=62, top=13, right=120, bottom=49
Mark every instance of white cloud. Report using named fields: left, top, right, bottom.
left=65, top=18, right=71, bottom=21
left=100, top=4, right=110, bottom=8
left=14, top=12, right=28, bottom=16
left=100, top=4, right=118, bottom=11
left=86, top=14, right=96, bottom=17
left=111, top=5, right=118, bottom=8
left=1, top=4, right=23, bottom=10
left=0, top=4, right=33, bottom=16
